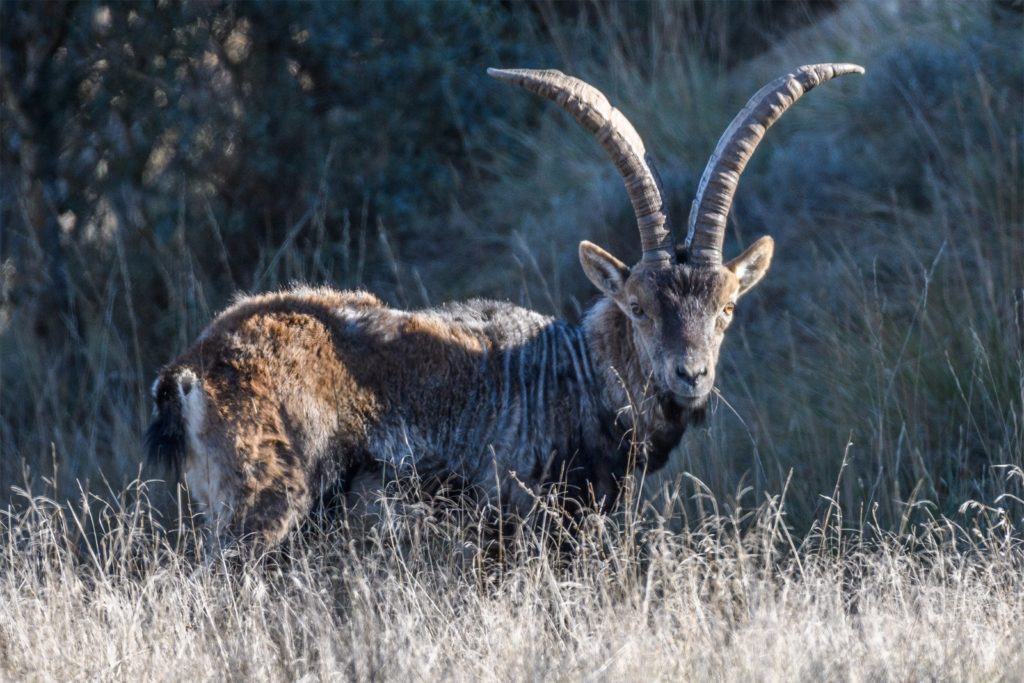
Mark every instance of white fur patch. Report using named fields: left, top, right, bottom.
left=178, top=368, right=203, bottom=437
left=178, top=369, right=236, bottom=536
left=335, top=305, right=402, bottom=342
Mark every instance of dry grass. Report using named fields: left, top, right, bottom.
left=2, top=471, right=1022, bottom=682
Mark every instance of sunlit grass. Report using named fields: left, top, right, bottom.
left=2, top=472, right=1021, bottom=681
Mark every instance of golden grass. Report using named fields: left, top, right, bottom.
left=2, top=472, right=1022, bottom=681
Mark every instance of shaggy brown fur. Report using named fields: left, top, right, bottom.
left=148, top=235, right=770, bottom=551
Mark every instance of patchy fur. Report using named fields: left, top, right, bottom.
left=148, top=259, right=766, bottom=552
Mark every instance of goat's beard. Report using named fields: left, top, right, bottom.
left=659, top=391, right=708, bottom=426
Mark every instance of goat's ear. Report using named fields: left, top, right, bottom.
left=726, top=235, right=774, bottom=297
left=579, top=241, right=629, bottom=298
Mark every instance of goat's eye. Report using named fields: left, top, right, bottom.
left=723, top=302, right=736, bottom=316
left=629, top=302, right=644, bottom=317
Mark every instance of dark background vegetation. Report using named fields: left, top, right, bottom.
left=1, top=0, right=1021, bottom=530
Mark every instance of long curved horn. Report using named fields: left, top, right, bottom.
left=488, top=68, right=673, bottom=265
left=685, top=63, right=865, bottom=266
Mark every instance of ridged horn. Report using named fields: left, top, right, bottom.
left=685, top=63, right=865, bottom=266
left=488, top=67, right=673, bottom=265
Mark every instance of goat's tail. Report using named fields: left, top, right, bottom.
left=145, top=367, right=202, bottom=480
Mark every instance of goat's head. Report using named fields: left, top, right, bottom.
left=489, top=64, right=863, bottom=406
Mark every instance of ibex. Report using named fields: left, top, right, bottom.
left=147, top=64, right=863, bottom=549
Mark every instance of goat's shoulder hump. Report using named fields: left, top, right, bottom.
left=228, top=285, right=382, bottom=314
left=425, top=298, right=555, bottom=345
left=195, top=286, right=383, bottom=343
left=432, top=298, right=550, bottom=324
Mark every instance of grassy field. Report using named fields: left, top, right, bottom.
left=2, top=476, right=1022, bottom=681
left=1, top=0, right=1022, bottom=679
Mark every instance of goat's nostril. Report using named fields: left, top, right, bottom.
left=675, top=364, right=708, bottom=384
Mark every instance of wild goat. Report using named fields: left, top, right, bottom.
left=147, top=63, right=863, bottom=549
